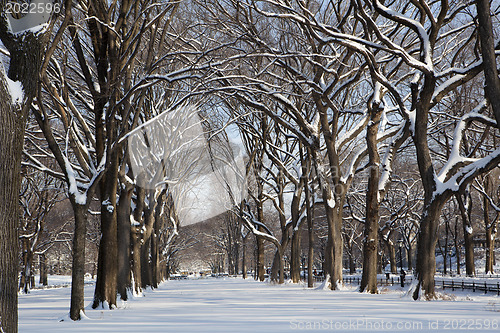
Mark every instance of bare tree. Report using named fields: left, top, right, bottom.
left=18, top=167, right=63, bottom=293
left=474, top=172, right=500, bottom=274
left=476, top=0, right=500, bottom=129
left=0, top=1, right=53, bottom=330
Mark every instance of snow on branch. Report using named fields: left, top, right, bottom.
left=437, top=106, right=497, bottom=183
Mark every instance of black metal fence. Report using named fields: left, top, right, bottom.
left=436, top=279, right=500, bottom=296
left=338, top=275, right=500, bottom=296
left=342, top=276, right=413, bottom=287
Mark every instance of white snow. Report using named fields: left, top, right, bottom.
left=19, top=277, right=500, bottom=332
left=22, top=23, right=49, bottom=35
left=63, top=155, right=87, bottom=205
left=465, top=225, right=473, bottom=234
left=130, top=215, right=140, bottom=226
left=102, top=199, right=114, bottom=213
left=6, top=76, right=24, bottom=104
left=327, top=196, right=335, bottom=208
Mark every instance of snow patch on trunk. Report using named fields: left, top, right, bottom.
left=6, top=77, right=24, bottom=104
left=327, top=197, right=335, bottom=208
left=316, top=274, right=331, bottom=290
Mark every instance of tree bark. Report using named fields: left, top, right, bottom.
left=305, top=164, right=315, bottom=288
left=19, top=238, right=33, bottom=294
left=0, top=75, right=22, bottom=333
left=117, top=181, right=133, bottom=300
left=360, top=98, right=383, bottom=294
left=457, top=193, right=475, bottom=276
left=482, top=179, right=497, bottom=274
left=411, top=73, right=451, bottom=299
left=151, top=190, right=166, bottom=288
left=131, top=184, right=145, bottom=294
left=454, top=218, right=461, bottom=275
left=93, top=151, right=120, bottom=309
left=131, top=225, right=142, bottom=293
left=476, top=0, right=500, bottom=130
left=242, top=233, right=248, bottom=279
left=0, top=6, right=50, bottom=329
left=256, top=188, right=266, bottom=281
left=413, top=198, right=446, bottom=300
left=290, top=230, right=301, bottom=283
left=387, top=241, right=397, bottom=274
left=348, top=250, right=356, bottom=275
left=151, top=217, right=160, bottom=288
left=141, top=202, right=155, bottom=288
left=39, top=254, right=48, bottom=286
left=270, top=246, right=285, bottom=284
left=463, top=225, right=475, bottom=276
left=256, top=235, right=266, bottom=281
left=315, top=107, right=345, bottom=290
left=407, top=243, right=413, bottom=272
left=485, top=221, right=497, bottom=274
left=70, top=202, right=89, bottom=320
left=444, top=218, right=450, bottom=274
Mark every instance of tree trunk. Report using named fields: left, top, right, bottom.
left=270, top=216, right=291, bottom=283
left=234, top=241, right=240, bottom=276
left=360, top=99, right=383, bottom=294
left=412, top=73, right=449, bottom=300
left=93, top=152, right=120, bottom=309
left=387, top=241, right=397, bottom=274
left=444, top=218, right=450, bottom=274
left=331, top=211, right=344, bottom=289
left=316, top=168, right=344, bottom=289
left=0, top=7, right=50, bottom=329
left=131, top=184, right=145, bottom=294
left=151, top=191, right=166, bottom=288
left=476, top=0, right=500, bottom=130
left=457, top=193, right=475, bottom=276
left=140, top=192, right=157, bottom=288
left=413, top=198, right=446, bottom=300
left=70, top=202, right=89, bottom=320
left=290, top=229, right=301, bottom=283
left=270, top=246, right=285, bottom=283
left=483, top=187, right=497, bottom=274
left=315, top=161, right=344, bottom=289
left=454, top=218, right=461, bottom=275
left=39, top=254, right=48, bottom=286
left=131, top=225, right=142, bottom=294
left=348, top=250, right=356, bottom=275
left=440, top=240, right=448, bottom=275
left=278, top=250, right=285, bottom=284
left=0, top=82, right=21, bottom=328
left=117, top=183, right=133, bottom=300
left=242, top=234, right=247, bottom=279
left=20, top=238, right=32, bottom=294
left=463, top=226, right=475, bottom=276
left=256, top=188, right=266, bottom=281
left=270, top=246, right=283, bottom=282
left=141, top=235, right=152, bottom=288
left=305, top=174, right=315, bottom=288
left=407, top=243, right=413, bottom=272
left=485, top=226, right=495, bottom=274
left=256, top=235, right=266, bottom=281
left=151, top=221, right=160, bottom=288
left=378, top=248, right=384, bottom=274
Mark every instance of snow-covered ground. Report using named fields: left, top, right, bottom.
left=30, top=274, right=95, bottom=289
left=19, top=277, right=499, bottom=332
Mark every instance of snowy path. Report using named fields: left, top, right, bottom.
left=19, top=277, right=500, bottom=332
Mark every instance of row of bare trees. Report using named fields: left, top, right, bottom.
left=193, top=0, right=500, bottom=300
left=1, top=0, right=500, bottom=331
